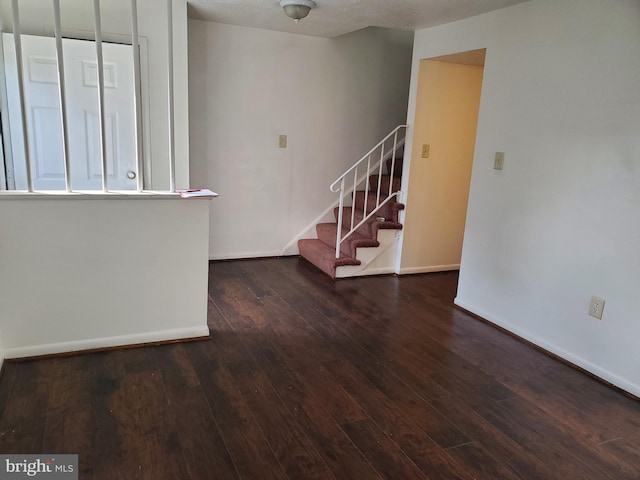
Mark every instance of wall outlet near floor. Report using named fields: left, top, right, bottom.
left=279, top=135, right=287, bottom=148
left=494, top=151, right=505, bottom=170
left=421, top=144, right=430, bottom=158
left=589, top=296, right=605, bottom=320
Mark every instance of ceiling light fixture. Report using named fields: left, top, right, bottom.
left=280, top=0, right=316, bottom=23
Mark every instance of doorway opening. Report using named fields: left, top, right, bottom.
left=398, top=48, right=485, bottom=279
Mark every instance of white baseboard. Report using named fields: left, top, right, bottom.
left=3, top=326, right=210, bottom=359
left=209, top=249, right=284, bottom=261
left=398, top=264, right=460, bottom=275
left=454, top=298, right=640, bottom=398
left=336, top=266, right=396, bottom=278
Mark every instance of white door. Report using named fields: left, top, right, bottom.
left=3, top=33, right=137, bottom=190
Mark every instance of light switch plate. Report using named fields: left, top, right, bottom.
left=421, top=144, right=430, bottom=158
left=279, top=135, right=287, bottom=148
left=494, top=152, right=504, bottom=170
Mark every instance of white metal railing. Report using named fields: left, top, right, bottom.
left=10, top=0, right=33, bottom=192
left=53, top=0, right=72, bottom=192
left=329, top=125, right=406, bottom=258
left=130, top=0, right=144, bottom=192
left=92, top=0, right=108, bottom=192
left=7, top=0, right=176, bottom=193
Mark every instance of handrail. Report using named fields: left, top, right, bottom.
left=331, top=125, right=406, bottom=258
left=330, top=124, right=407, bottom=193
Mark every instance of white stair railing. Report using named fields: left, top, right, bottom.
left=7, top=0, right=175, bottom=193
left=329, top=125, right=406, bottom=259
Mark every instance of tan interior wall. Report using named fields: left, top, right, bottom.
left=400, top=60, right=483, bottom=272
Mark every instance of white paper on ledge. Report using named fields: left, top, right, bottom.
left=176, top=188, right=219, bottom=198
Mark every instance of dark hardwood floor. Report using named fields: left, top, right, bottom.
left=0, top=257, right=638, bottom=479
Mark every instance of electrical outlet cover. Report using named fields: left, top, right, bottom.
left=589, top=296, right=605, bottom=320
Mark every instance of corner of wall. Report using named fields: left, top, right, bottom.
left=0, top=326, right=5, bottom=372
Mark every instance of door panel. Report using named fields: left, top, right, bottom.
left=86, top=111, right=118, bottom=179
left=32, top=106, right=65, bottom=181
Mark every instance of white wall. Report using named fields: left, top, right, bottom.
left=402, top=0, right=640, bottom=395
left=0, top=197, right=210, bottom=358
left=0, top=0, right=190, bottom=190
left=189, top=21, right=413, bottom=259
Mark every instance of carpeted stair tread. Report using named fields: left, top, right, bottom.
left=353, top=191, right=404, bottom=222
left=298, top=238, right=360, bottom=278
left=386, top=156, right=404, bottom=178
left=335, top=207, right=403, bottom=239
left=370, top=175, right=402, bottom=195
left=316, top=222, right=379, bottom=259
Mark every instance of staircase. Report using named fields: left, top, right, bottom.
left=298, top=127, right=406, bottom=279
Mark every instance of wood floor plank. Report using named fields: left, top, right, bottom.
left=187, top=341, right=289, bottom=480
left=163, top=384, right=238, bottom=480
left=204, top=304, right=336, bottom=480
left=76, top=352, right=126, bottom=479
left=0, top=362, right=18, bottom=420
left=254, top=350, right=384, bottom=480
left=485, top=396, right=618, bottom=479
left=444, top=442, right=525, bottom=480
left=427, top=387, right=597, bottom=480
left=42, top=356, right=92, bottom=460
left=340, top=419, right=429, bottom=480
left=597, top=434, right=640, bottom=479
left=0, top=362, right=48, bottom=453
left=322, top=358, right=476, bottom=480
left=108, top=369, right=191, bottom=480
left=153, top=343, right=239, bottom=480
left=237, top=369, right=337, bottom=480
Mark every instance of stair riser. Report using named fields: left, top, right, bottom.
left=334, top=208, right=372, bottom=238
left=369, top=176, right=401, bottom=195
left=353, top=192, right=398, bottom=222
left=386, top=156, right=403, bottom=178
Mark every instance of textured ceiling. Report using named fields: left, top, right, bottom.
left=187, top=0, right=529, bottom=38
